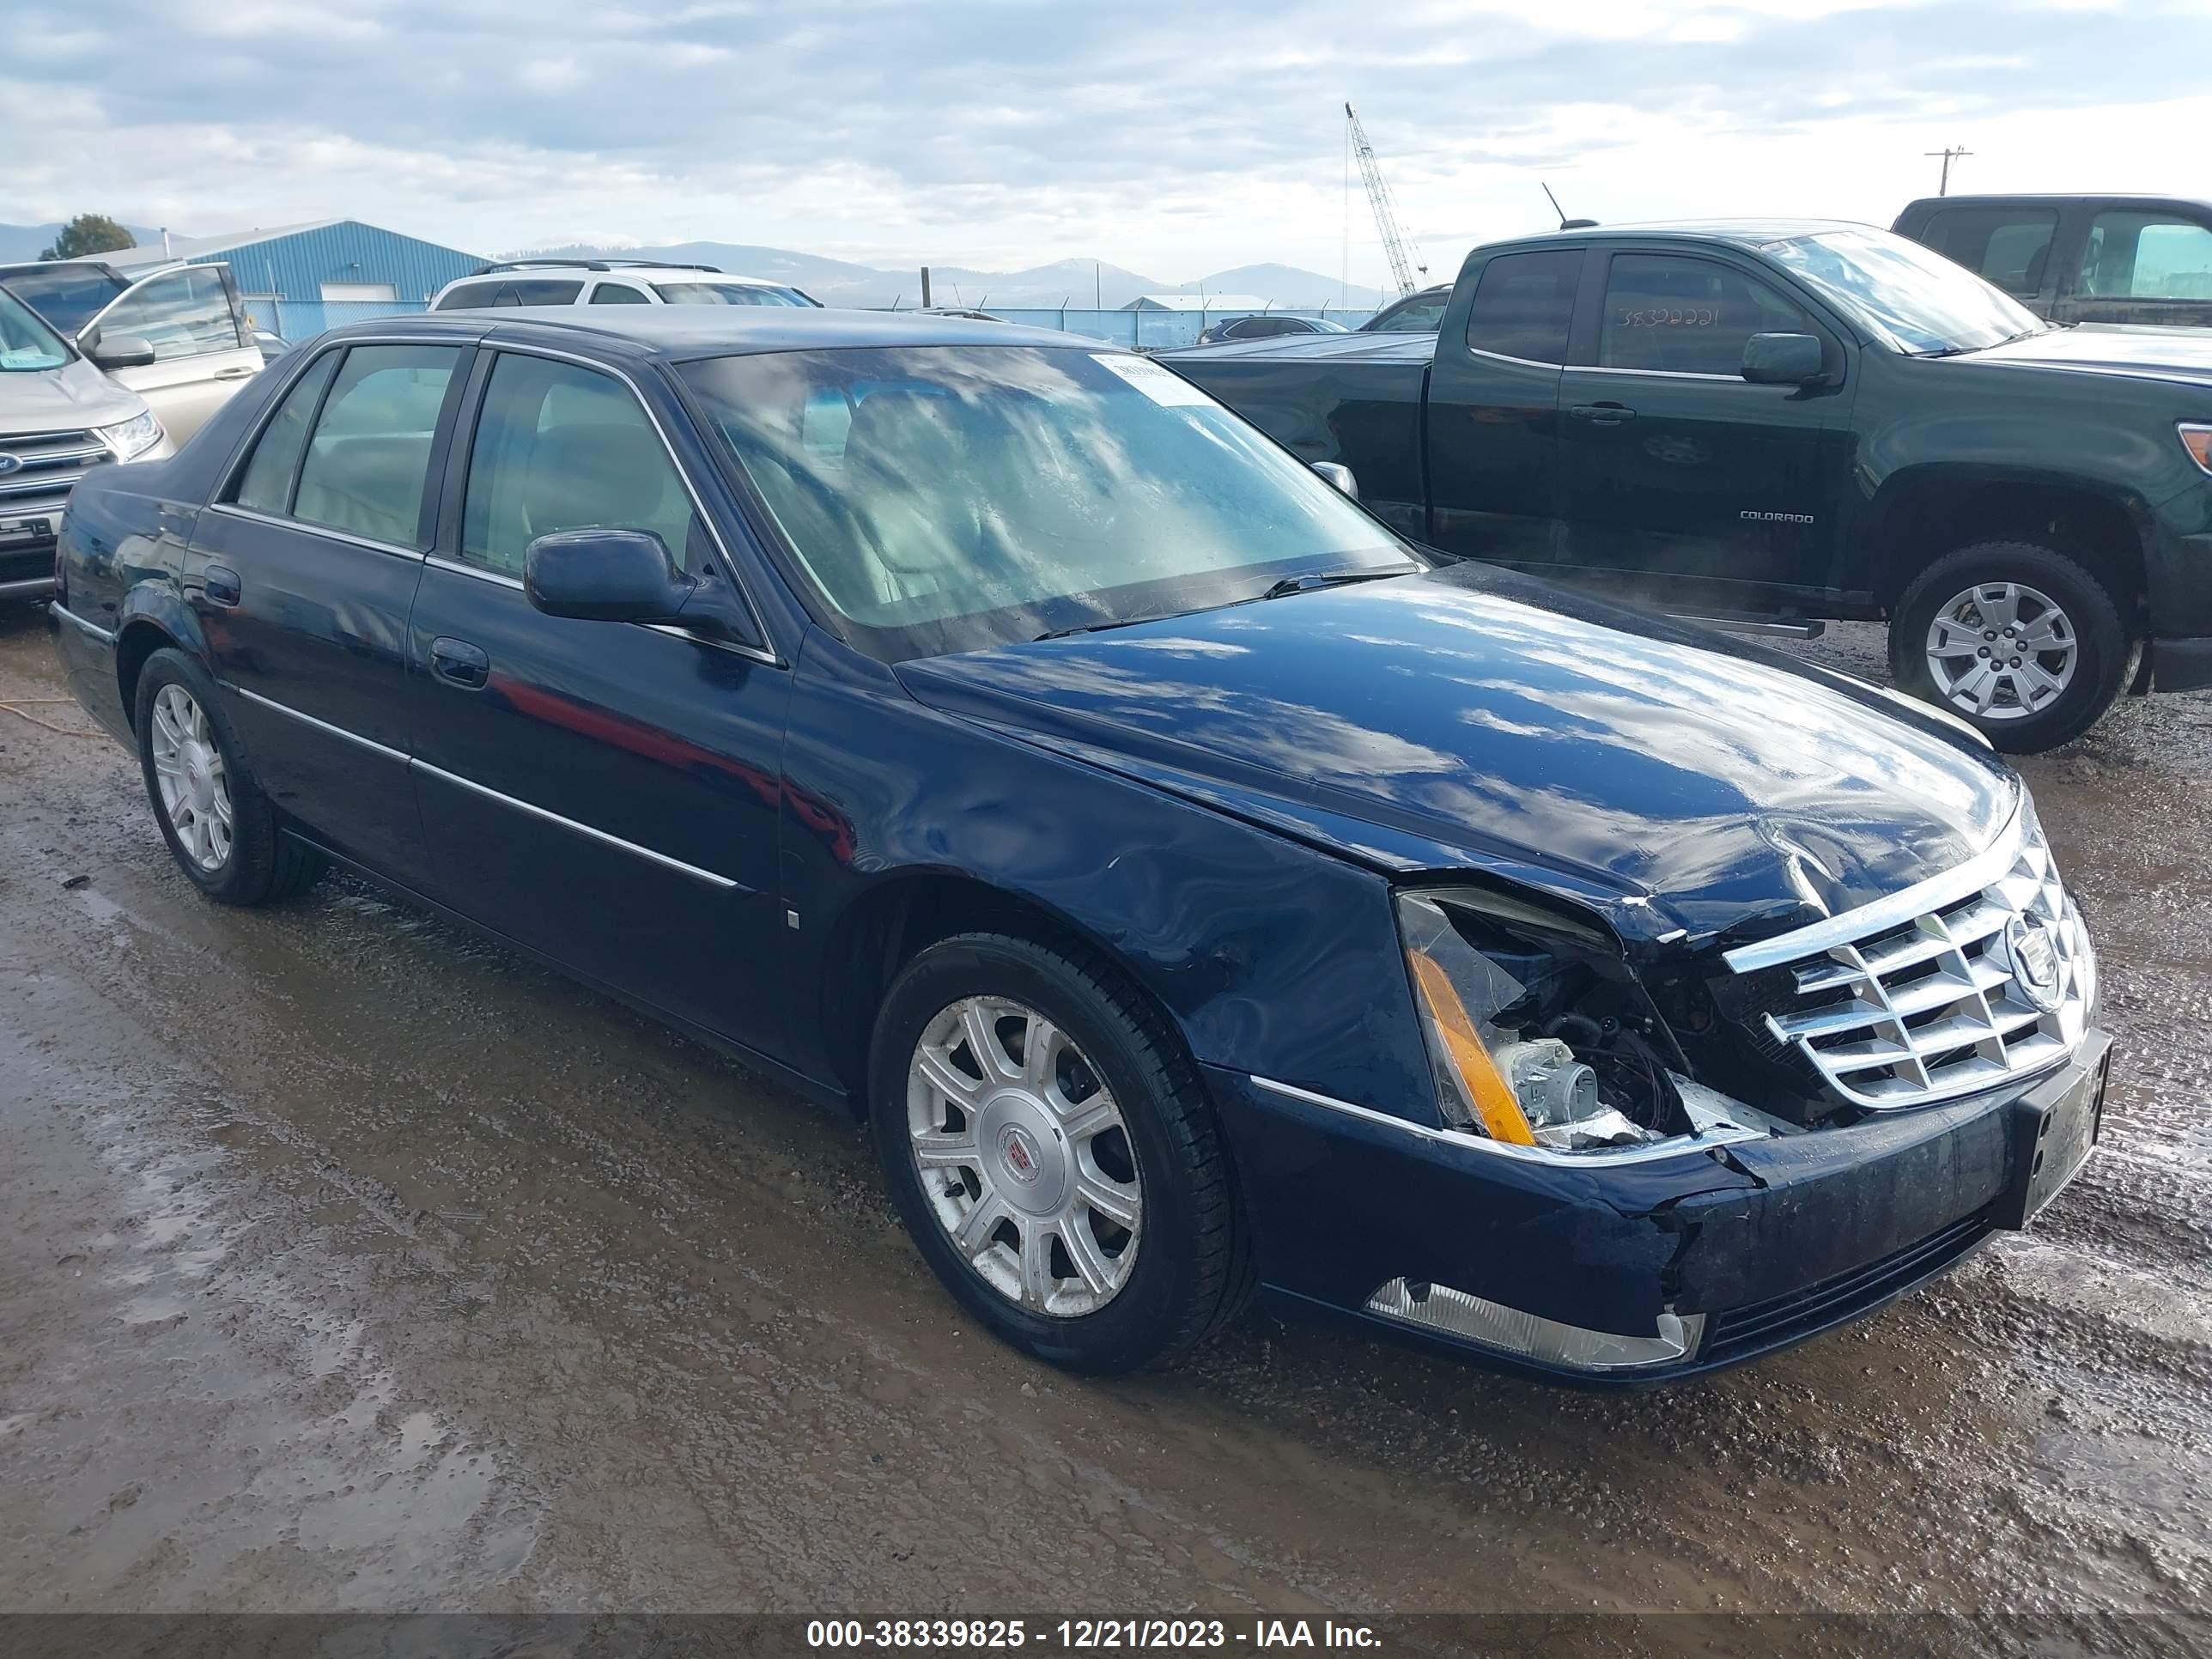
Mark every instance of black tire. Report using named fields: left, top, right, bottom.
left=868, top=932, right=1255, bottom=1374
left=1889, top=542, right=2130, bottom=754
left=133, top=648, right=325, bottom=905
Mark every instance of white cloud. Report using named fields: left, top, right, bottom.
left=3, top=0, right=2207, bottom=283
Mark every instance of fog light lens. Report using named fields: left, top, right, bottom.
left=1366, top=1278, right=1704, bottom=1370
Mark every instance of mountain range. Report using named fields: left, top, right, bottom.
left=0, top=217, right=1386, bottom=312
left=502, top=242, right=1386, bottom=312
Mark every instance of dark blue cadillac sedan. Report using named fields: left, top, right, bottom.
left=49, top=309, right=2108, bottom=1380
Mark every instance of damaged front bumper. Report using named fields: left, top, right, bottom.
left=1204, top=1029, right=2110, bottom=1382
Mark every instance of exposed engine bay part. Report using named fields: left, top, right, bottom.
left=1396, top=888, right=1694, bottom=1151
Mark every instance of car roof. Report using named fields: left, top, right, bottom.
left=325, top=306, right=1103, bottom=360
left=1900, top=192, right=2212, bottom=209
left=1498, top=218, right=1878, bottom=250
left=441, top=267, right=789, bottom=288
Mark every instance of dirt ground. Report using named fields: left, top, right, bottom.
left=1, top=604, right=2207, bottom=1638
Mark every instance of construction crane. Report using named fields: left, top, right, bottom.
left=1346, top=101, right=1427, bottom=297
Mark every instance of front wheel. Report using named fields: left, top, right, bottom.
left=1889, top=542, right=2130, bottom=754
left=869, top=933, right=1253, bottom=1373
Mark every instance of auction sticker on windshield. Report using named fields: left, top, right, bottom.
left=1092, top=353, right=1214, bottom=407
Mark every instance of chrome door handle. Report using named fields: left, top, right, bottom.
left=213, top=367, right=257, bottom=381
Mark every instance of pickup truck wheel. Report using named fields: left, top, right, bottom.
left=869, top=932, right=1254, bottom=1374
left=1889, top=543, right=2129, bottom=754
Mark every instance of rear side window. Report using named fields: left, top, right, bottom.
left=232, top=349, right=342, bottom=514
left=650, top=282, right=807, bottom=306
left=1464, top=251, right=1582, bottom=363
left=434, top=278, right=585, bottom=310
left=589, top=283, right=650, bottom=304
left=0, top=264, right=128, bottom=335
left=291, top=345, right=460, bottom=546
left=1370, top=294, right=1447, bottom=331
left=459, top=353, right=705, bottom=579
left=1598, top=253, right=1814, bottom=376
left=1920, top=207, right=2057, bottom=295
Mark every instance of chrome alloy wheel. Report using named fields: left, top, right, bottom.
left=149, top=684, right=234, bottom=872
left=906, top=995, right=1143, bottom=1317
left=1924, top=581, right=2079, bottom=721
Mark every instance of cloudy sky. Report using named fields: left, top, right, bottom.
left=5, top=0, right=2204, bottom=284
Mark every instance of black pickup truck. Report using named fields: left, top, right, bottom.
left=1893, top=194, right=2212, bottom=330
left=1160, top=219, right=2212, bottom=751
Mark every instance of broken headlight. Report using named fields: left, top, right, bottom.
left=1396, top=888, right=1695, bottom=1152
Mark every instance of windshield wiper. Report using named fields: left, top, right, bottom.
left=1035, top=606, right=1214, bottom=641
left=1254, top=565, right=1421, bottom=600
left=1034, top=565, right=1419, bottom=641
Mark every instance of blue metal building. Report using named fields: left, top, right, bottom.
left=106, top=218, right=483, bottom=339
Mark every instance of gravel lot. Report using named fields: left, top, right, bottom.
left=2, top=605, right=2207, bottom=1644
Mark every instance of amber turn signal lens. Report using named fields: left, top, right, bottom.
left=1407, top=948, right=1537, bottom=1146
left=2179, top=423, right=2212, bottom=475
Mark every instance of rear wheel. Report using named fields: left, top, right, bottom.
left=133, top=648, right=325, bottom=904
left=1889, top=542, right=2130, bottom=753
left=869, top=932, right=1253, bottom=1373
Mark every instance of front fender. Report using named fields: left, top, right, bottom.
left=779, top=633, right=1436, bottom=1122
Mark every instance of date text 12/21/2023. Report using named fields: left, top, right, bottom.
left=805, top=1619, right=1384, bottom=1650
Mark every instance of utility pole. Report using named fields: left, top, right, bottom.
left=1923, top=146, right=1973, bottom=197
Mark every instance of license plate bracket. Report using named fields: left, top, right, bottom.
left=0, top=516, right=52, bottom=546
left=1996, top=1030, right=2110, bottom=1231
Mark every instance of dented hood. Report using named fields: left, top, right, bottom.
left=895, top=563, right=2019, bottom=947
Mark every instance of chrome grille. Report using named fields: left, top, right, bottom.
left=1721, top=803, right=2095, bottom=1109
left=0, top=427, right=112, bottom=510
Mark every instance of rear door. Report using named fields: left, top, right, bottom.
left=1553, top=247, right=1850, bottom=607
left=404, top=344, right=793, bottom=1052
left=79, top=264, right=263, bottom=444
left=191, top=337, right=471, bottom=884
left=1908, top=203, right=2065, bottom=316
left=1423, top=246, right=1584, bottom=567
left=2054, top=204, right=2212, bottom=328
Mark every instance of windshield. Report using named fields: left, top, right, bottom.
left=680, top=345, right=1411, bottom=659
left=0, top=286, right=72, bottom=371
left=653, top=282, right=813, bottom=307
left=1762, top=228, right=2045, bottom=354
left=0, top=264, right=127, bottom=335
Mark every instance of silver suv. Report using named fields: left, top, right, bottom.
left=0, top=258, right=268, bottom=447
left=431, top=259, right=821, bottom=312
left=0, top=285, right=172, bottom=602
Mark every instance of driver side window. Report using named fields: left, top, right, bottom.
left=93, top=266, right=246, bottom=361
left=1599, top=254, right=1815, bottom=376
left=459, top=353, right=706, bottom=579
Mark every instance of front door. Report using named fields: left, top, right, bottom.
left=2054, top=206, right=2212, bottom=329
left=191, top=339, right=469, bottom=883
left=1555, top=250, right=1849, bottom=610
left=82, top=264, right=264, bottom=446
left=405, top=347, right=793, bottom=1053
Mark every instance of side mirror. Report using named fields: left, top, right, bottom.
left=1312, top=461, right=1358, bottom=500
left=1741, top=332, right=1826, bottom=386
left=85, top=333, right=157, bottom=371
left=525, top=528, right=693, bottom=623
